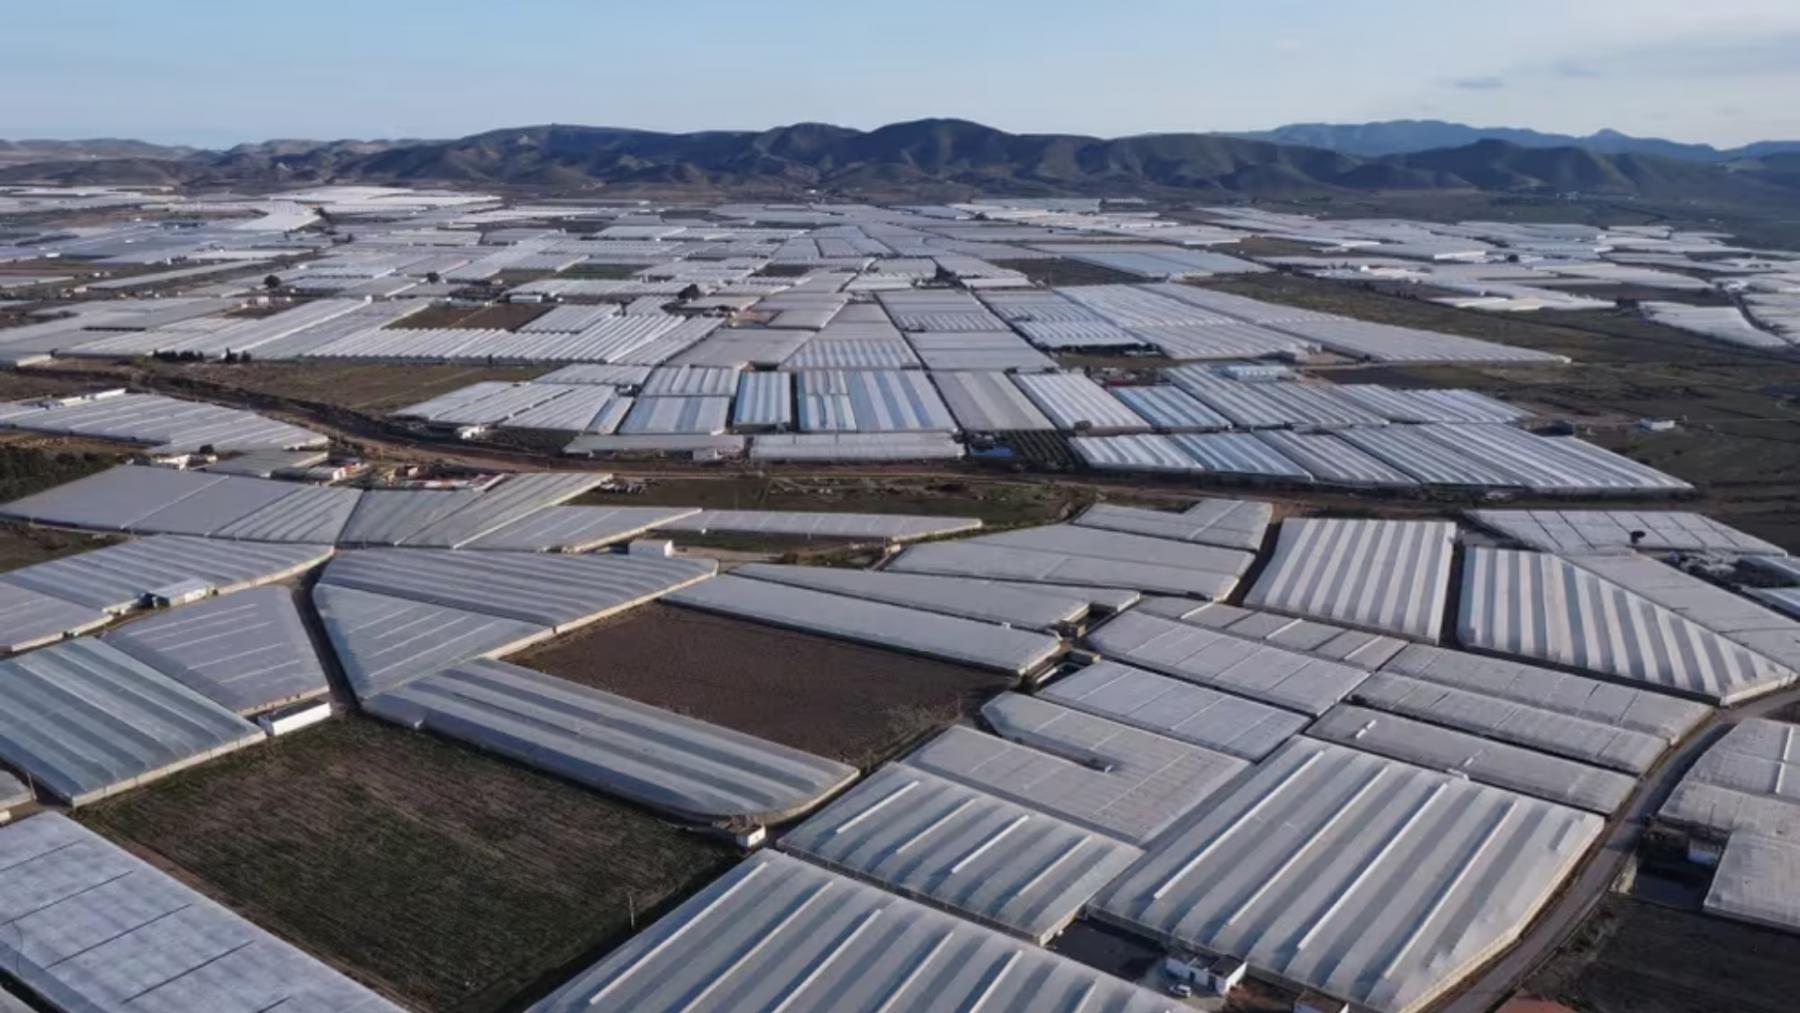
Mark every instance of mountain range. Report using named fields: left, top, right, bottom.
left=1, top=119, right=1798, bottom=203
left=1227, top=120, right=1800, bottom=162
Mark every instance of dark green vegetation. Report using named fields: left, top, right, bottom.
left=1524, top=895, right=1800, bottom=1013
left=0, top=444, right=117, bottom=502
left=80, top=717, right=734, bottom=1013
left=7, top=121, right=1800, bottom=207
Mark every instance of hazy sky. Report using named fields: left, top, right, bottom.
left=3, top=0, right=1797, bottom=147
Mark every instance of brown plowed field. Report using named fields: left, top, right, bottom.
left=514, top=603, right=1015, bottom=768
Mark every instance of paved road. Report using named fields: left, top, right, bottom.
left=1436, top=684, right=1800, bottom=1013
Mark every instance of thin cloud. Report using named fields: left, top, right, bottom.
left=1448, top=76, right=1506, bottom=91
left=1553, top=61, right=1602, bottom=78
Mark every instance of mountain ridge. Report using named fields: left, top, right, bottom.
left=1, top=119, right=1796, bottom=202
left=1227, top=119, right=1800, bottom=162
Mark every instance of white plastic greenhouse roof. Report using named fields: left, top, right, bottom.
left=103, top=586, right=328, bottom=715
left=0, top=581, right=109, bottom=653
left=1468, top=509, right=1783, bottom=555
left=1142, top=598, right=1407, bottom=668
left=1459, top=547, right=1796, bottom=704
left=0, top=640, right=263, bottom=805
left=1308, top=704, right=1636, bottom=813
left=1041, top=660, right=1306, bottom=760
left=931, top=370, right=1057, bottom=431
left=1168, top=432, right=1313, bottom=480
left=967, top=524, right=1255, bottom=578
left=779, top=764, right=1143, bottom=943
left=1011, top=372, right=1150, bottom=432
left=464, top=505, right=701, bottom=552
left=1111, top=385, right=1230, bottom=431
left=399, top=472, right=605, bottom=548
left=339, top=487, right=481, bottom=545
left=1087, top=610, right=1370, bottom=716
left=1253, top=430, right=1416, bottom=488
left=1072, top=434, right=1203, bottom=474
left=1247, top=519, right=1455, bottom=642
left=312, top=583, right=550, bottom=697
left=657, top=509, right=979, bottom=541
left=1350, top=671, right=1671, bottom=774
left=1660, top=718, right=1800, bottom=841
left=732, top=563, right=1087, bottom=631
left=0, top=814, right=403, bottom=1013
left=212, top=484, right=364, bottom=543
left=1091, top=737, right=1603, bottom=1013
left=666, top=574, right=1061, bottom=675
left=0, top=535, right=330, bottom=612
left=1704, top=833, right=1800, bottom=932
left=1381, top=642, right=1710, bottom=743
left=529, top=850, right=1178, bottom=1013
left=1072, top=498, right=1271, bottom=551
left=1564, top=552, right=1800, bottom=673
left=319, top=547, right=715, bottom=630
left=365, top=658, right=857, bottom=825
left=890, top=539, right=1242, bottom=599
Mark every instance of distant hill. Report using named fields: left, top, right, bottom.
left=1229, top=119, right=1800, bottom=162
left=0, top=138, right=198, bottom=163
left=2, top=119, right=1798, bottom=203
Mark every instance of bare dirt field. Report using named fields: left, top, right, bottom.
left=0, top=521, right=122, bottom=572
left=1522, top=895, right=1800, bottom=1013
left=147, top=361, right=550, bottom=413
left=78, top=716, right=734, bottom=1013
left=514, top=604, right=1015, bottom=768
left=389, top=302, right=551, bottom=331
left=0, top=368, right=90, bottom=401
left=990, top=257, right=1146, bottom=287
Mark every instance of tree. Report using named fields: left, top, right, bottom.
left=263, top=275, right=281, bottom=291
left=425, top=271, right=442, bottom=285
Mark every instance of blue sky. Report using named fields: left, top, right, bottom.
left=3, top=0, right=1797, bottom=146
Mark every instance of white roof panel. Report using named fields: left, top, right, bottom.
left=0, top=640, right=263, bottom=805
left=931, top=370, right=1056, bottom=431
left=780, top=764, right=1142, bottom=943
left=1011, top=373, right=1150, bottom=432
left=530, top=850, right=1177, bottom=1013
left=1092, top=737, right=1604, bottom=1013
left=103, top=586, right=328, bottom=714
left=733, top=563, right=1086, bottom=630
left=0, top=535, right=330, bottom=612
left=1660, top=718, right=1800, bottom=841
left=1381, top=642, right=1709, bottom=744
left=659, top=509, right=978, bottom=541
left=666, top=574, right=1061, bottom=675
left=1470, top=509, right=1784, bottom=555
left=1308, top=704, right=1635, bottom=813
left=1459, top=547, right=1796, bottom=704
left=320, top=547, right=715, bottom=630
left=1072, top=499, right=1271, bottom=551
left=1248, top=519, right=1455, bottom=642
left=365, top=658, right=857, bottom=824
left=1087, top=610, right=1369, bottom=716
left=0, top=814, right=403, bottom=1012
left=1042, top=660, right=1305, bottom=760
